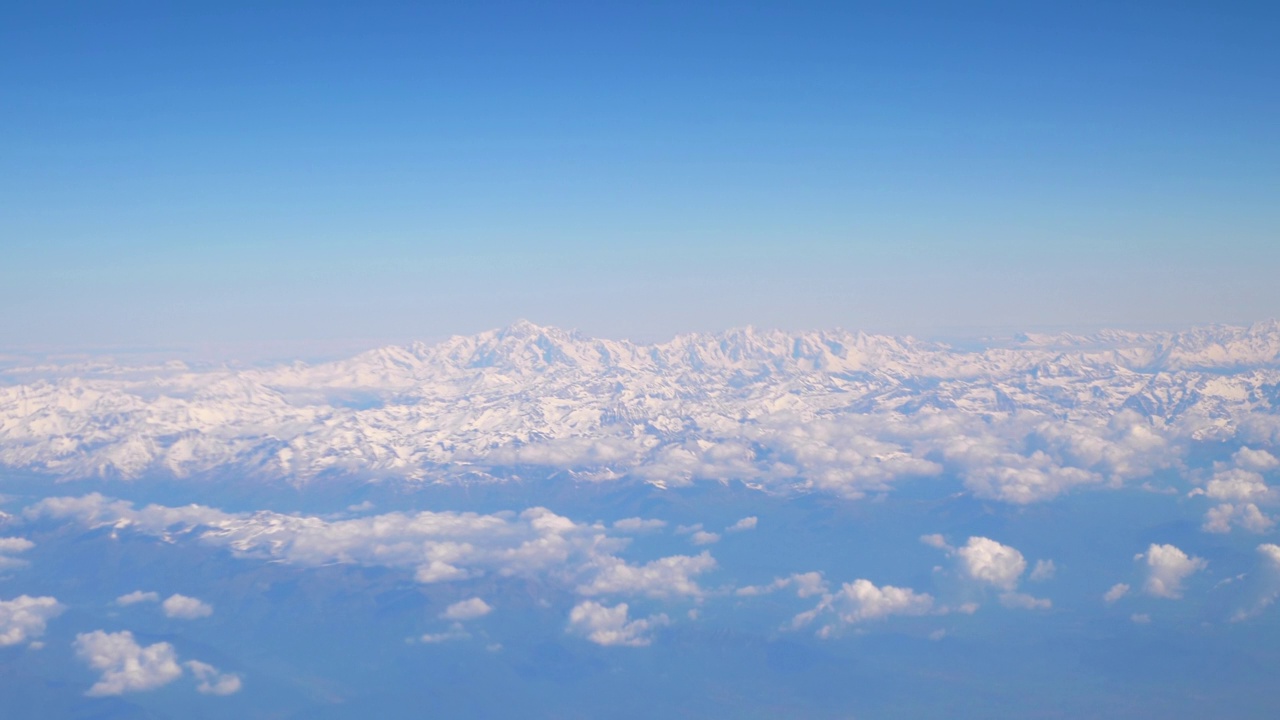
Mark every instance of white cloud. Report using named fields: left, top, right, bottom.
left=792, top=579, right=934, bottom=635
left=74, top=631, right=183, bottom=696
left=1131, top=613, right=1151, bottom=624
left=919, top=534, right=952, bottom=552
left=0, top=595, right=63, bottom=646
left=1203, top=503, right=1275, bottom=534
left=1029, top=559, right=1056, bottom=582
left=1234, top=447, right=1279, bottom=472
left=0, top=536, right=35, bottom=571
left=0, top=537, right=34, bottom=554
left=1138, top=544, right=1207, bottom=599
left=116, top=590, right=160, bottom=606
left=578, top=552, right=716, bottom=599
left=185, top=660, right=242, bottom=696
left=726, top=517, right=758, bottom=532
left=1259, top=543, right=1280, bottom=567
left=440, top=597, right=492, bottom=621
left=567, top=601, right=669, bottom=647
left=1103, top=583, right=1130, bottom=603
left=612, top=517, right=666, bottom=532
left=1231, top=544, right=1280, bottom=622
left=690, top=530, right=721, bottom=546
left=999, top=592, right=1051, bottom=610
left=27, top=495, right=709, bottom=603
left=956, top=537, right=1027, bottom=591
left=1197, top=469, right=1271, bottom=502
left=736, top=571, right=827, bottom=598
left=162, top=594, right=213, bottom=619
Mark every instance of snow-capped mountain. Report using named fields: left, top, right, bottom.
left=1, top=321, right=1278, bottom=504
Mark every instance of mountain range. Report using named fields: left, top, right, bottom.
left=1, top=320, right=1278, bottom=503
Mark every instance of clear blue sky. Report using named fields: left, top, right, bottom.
left=2, top=1, right=1277, bottom=356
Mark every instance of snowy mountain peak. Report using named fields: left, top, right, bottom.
left=0, top=321, right=1277, bottom=503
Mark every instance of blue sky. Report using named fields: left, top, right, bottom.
left=2, top=1, right=1277, bottom=355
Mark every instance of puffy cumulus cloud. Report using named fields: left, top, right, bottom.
left=0, top=595, right=63, bottom=646
left=74, top=631, right=184, bottom=696
left=612, top=517, right=666, bottom=532
left=1202, top=503, right=1275, bottom=534
left=726, top=516, right=758, bottom=532
left=956, top=537, right=1027, bottom=591
left=567, top=601, right=669, bottom=647
left=792, top=579, right=934, bottom=636
left=27, top=495, right=715, bottom=602
left=185, top=660, right=242, bottom=696
left=1193, top=469, right=1272, bottom=502
left=690, top=530, right=721, bottom=546
left=72, top=630, right=241, bottom=697
left=1029, top=559, right=1056, bottom=582
left=578, top=552, right=716, bottom=599
left=162, top=594, right=213, bottom=619
left=999, top=592, right=1051, bottom=610
left=1103, top=583, right=1130, bottom=603
left=0, top=536, right=35, bottom=571
left=736, top=571, right=828, bottom=598
left=1138, top=544, right=1207, bottom=599
left=440, top=597, right=492, bottom=621
left=116, top=590, right=160, bottom=606
left=1233, top=447, right=1280, bottom=473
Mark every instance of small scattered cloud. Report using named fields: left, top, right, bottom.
left=420, top=624, right=469, bottom=643
left=440, top=597, right=492, bottom=621
left=0, top=537, right=35, bottom=571
left=116, top=590, right=160, bottom=606
left=162, top=594, right=213, bottom=620
left=1234, top=447, right=1279, bottom=473
left=1029, top=559, right=1056, bottom=582
left=919, top=534, right=952, bottom=552
left=956, top=537, right=1027, bottom=591
left=578, top=552, right=716, bottom=599
left=1192, top=469, right=1271, bottom=502
left=567, top=601, right=669, bottom=647
left=1103, top=583, right=1130, bottom=604
left=0, top=537, right=34, bottom=554
left=690, top=530, right=721, bottom=546
left=999, top=592, right=1051, bottom=610
left=1137, top=544, right=1207, bottom=599
left=1202, top=503, right=1275, bottom=534
left=612, top=517, right=666, bottom=532
left=737, top=571, right=827, bottom=598
left=726, top=517, right=758, bottom=533
left=792, top=579, right=934, bottom=636
left=1131, top=613, right=1151, bottom=624
left=0, top=595, right=63, bottom=646
left=185, top=660, right=242, bottom=696
left=74, top=630, right=241, bottom=697
left=74, top=631, right=183, bottom=696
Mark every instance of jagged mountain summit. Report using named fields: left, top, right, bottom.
left=1, top=321, right=1278, bottom=504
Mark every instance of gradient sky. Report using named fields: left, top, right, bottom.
left=2, top=1, right=1277, bottom=357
